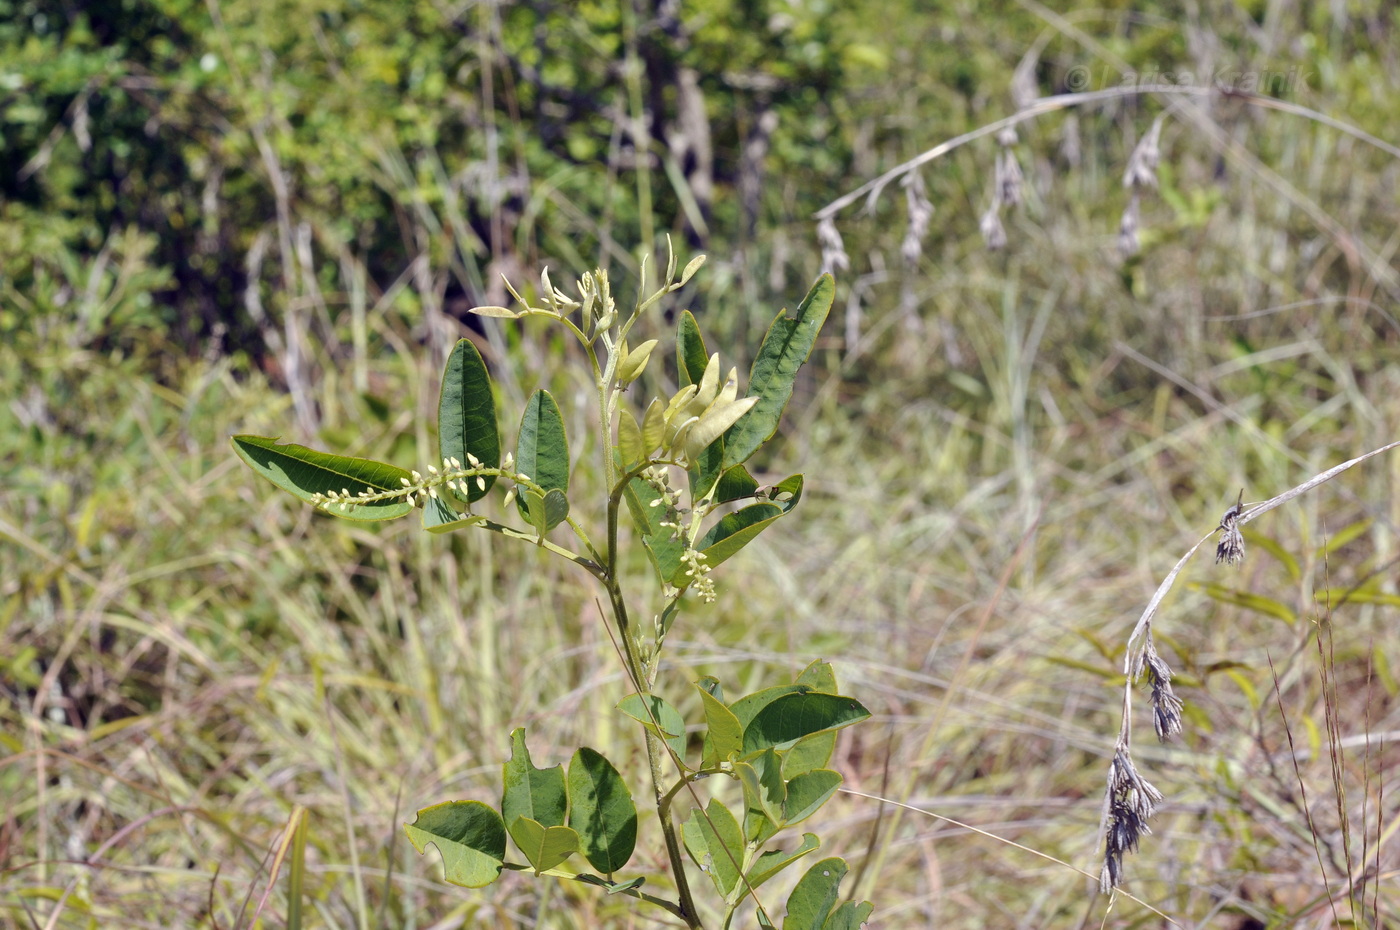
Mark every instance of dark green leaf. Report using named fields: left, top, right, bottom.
left=782, top=857, right=847, bottom=930
left=404, top=801, right=506, bottom=888
left=689, top=502, right=783, bottom=579
left=729, top=685, right=806, bottom=730
left=438, top=339, right=499, bottom=503
left=422, top=494, right=486, bottom=533
left=502, top=728, right=567, bottom=828
left=743, top=692, right=870, bottom=754
left=623, top=474, right=684, bottom=584
left=714, top=464, right=761, bottom=504
left=723, top=274, right=834, bottom=470
left=515, top=390, right=569, bottom=522
left=568, top=748, right=637, bottom=875
left=231, top=435, right=412, bottom=522
left=676, top=310, right=709, bottom=386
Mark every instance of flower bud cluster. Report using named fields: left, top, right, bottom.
left=310, top=452, right=519, bottom=513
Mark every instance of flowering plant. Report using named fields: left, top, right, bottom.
left=232, top=247, right=871, bottom=929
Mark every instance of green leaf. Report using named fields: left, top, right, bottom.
left=736, top=749, right=786, bottom=843
left=676, top=311, right=709, bottom=386
left=795, top=659, right=837, bottom=693
left=723, top=274, right=834, bottom=470
left=729, top=685, right=806, bottom=730
left=689, top=502, right=784, bottom=580
left=783, top=857, right=848, bottom=930
left=783, top=770, right=842, bottom=826
left=438, top=339, right=499, bottom=503
left=698, top=684, right=743, bottom=766
left=747, top=833, right=820, bottom=889
left=422, top=494, right=486, bottom=534
left=714, top=464, right=761, bottom=504
left=682, top=799, right=745, bottom=898
left=697, top=675, right=725, bottom=702
left=404, top=801, right=506, bottom=888
left=502, top=728, right=568, bottom=828
left=823, top=901, right=874, bottom=930
left=568, top=748, right=637, bottom=875
left=618, top=407, right=645, bottom=467
left=576, top=873, right=648, bottom=895
left=515, top=390, right=570, bottom=522
left=1190, top=582, right=1297, bottom=624
left=728, top=680, right=844, bottom=778
left=507, top=816, right=579, bottom=873
left=522, top=487, right=570, bottom=535
left=1316, top=518, right=1373, bottom=558
left=231, top=435, right=413, bottom=521
left=623, top=474, right=684, bottom=584
left=617, top=692, right=687, bottom=758
left=743, top=692, right=871, bottom=754
left=783, top=732, right=837, bottom=780
left=677, top=312, right=733, bottom=497
left=1247, top=534, right=1301, bottom=582
left=768, top=473, right=805, bottom=513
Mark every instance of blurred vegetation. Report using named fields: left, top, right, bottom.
left=3, top=0, right=1400, bottom=927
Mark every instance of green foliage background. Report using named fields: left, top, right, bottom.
left=4, top=0, right=1400, bottom=926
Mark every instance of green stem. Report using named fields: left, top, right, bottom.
left=601, top=463, right=702, bottom=926
left=502, top=863, right=685, bottom=921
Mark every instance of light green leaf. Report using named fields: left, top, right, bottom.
left=231, top=435, right=412, bottom=522
left=641, top=398, right=666, bottom=454
left=743, top=692, right=871, bottom=754
left=698, top=684, right=743, bottom=766
left=522, top=487, right=570, bottom=535
left=736, top=749, right=786, bottom=842
left=682, top=799, right=745, bottom=898
left=679, top=254, right=706, bottom=287
left=747, top=833, right=820, bottom=889
left=783, top=857, right=848, bottom=930
left=507, top=816, right=579, bottom=873
left=1191, top=582, right=1296, bottom=624
left=438, top=339, right=499, bottom=503
left=783, top=770, right=842, bottom=826
left=823, top=901, right=874, bottom=930
left=502, top=728, right=567, bottom=829
left=516, top=390, right=569, bottom=521
left=795, top=659, right=837, bottom=692
left=405, top=801, right=506, bottom=888
left=723, top=274, right=834, bottom=470
left=568, top=748, right=637, bottom=875
left=617, top=692, right=687, bottom=758
left=618, top=407, right=645, bottom=467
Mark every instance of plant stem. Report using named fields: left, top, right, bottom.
left=601, top=461, right=702, bottom=925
